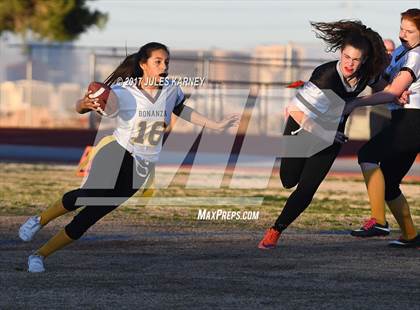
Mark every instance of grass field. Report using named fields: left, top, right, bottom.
left=1, top=162, right=419, bottom=309
left=1, top=162, right=420, bottom=231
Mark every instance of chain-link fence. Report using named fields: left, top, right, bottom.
left=0, top=43, right=370, bottom=138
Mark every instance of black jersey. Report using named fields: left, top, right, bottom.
left=289, top=61, right=378, bottom=133
left=309, top=61, right=374, bottom=100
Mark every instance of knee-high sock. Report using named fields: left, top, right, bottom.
left=37, top=229, right=74, bottom=258
left=39, top=199, right=69, bottom=226
left=361, top=164, right=386, bottom=225
left=387, top=194, right=417, bottom=240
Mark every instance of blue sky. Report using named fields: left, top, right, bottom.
left=77, top=0, right=418, bottom=51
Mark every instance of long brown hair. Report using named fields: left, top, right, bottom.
left=104, top=42, right=170, bottom=86
left=310, top=20, right=388, bottom=82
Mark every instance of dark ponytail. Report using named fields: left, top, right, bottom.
left=104, top=42, right=170, bottom=86
left=310, top=20, right=388, bottom=81
left=104, top=53, right=137, bottom=86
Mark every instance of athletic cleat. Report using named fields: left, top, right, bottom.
left=388, top=235, right=420, bottom=248
left=28, top=254, right=45, bottom=273
left=258, top=227, right=281, bottom=250
left=350, top=218, right=390, bottom=238
left=19, top=216, right=42, bottom=242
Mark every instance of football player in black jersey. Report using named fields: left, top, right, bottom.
left=259, top=20, right=389, bottom=249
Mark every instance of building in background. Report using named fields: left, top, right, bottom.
left=0, top=41, right=371, bottom=139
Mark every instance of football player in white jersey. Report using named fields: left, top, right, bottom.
left=18, top=42, right=239, bottom=272
left=345, top=9, right=420, bottom=247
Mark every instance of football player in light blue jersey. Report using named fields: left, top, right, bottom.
left=346, top=9, right=420, bottom=248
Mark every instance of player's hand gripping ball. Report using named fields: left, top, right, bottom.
left=87, top=82, right=119, bottom=117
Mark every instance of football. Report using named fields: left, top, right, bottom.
left=87, top=81, right=114, bottom=116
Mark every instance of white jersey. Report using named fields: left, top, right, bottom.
left=291, top=81, right=342, bottom=123
left=111, top=83, right=185, bottom=162
left=386, top=45, right=420, bottom=110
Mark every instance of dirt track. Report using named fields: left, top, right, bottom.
left=1, top=219, right=419, bottom=310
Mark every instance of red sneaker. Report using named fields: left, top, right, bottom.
left=258, top=227, right=281, bottom=250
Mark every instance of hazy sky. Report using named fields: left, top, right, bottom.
left=77, top=0, right=419, bottom=51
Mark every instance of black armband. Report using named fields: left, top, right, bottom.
left=173, top=102, right=193, bottom=121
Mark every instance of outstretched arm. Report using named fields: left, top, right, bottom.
left=343, top=71, right=413, bottom=115
left=173, top=104, right=239, bottom=132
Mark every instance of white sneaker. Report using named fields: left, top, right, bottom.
left=28, top=254, right=45, bottom=273
left=19, top=216, right=42, bottom=242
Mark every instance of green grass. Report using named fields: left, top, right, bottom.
left=1, top=162, right=419, bottom=231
